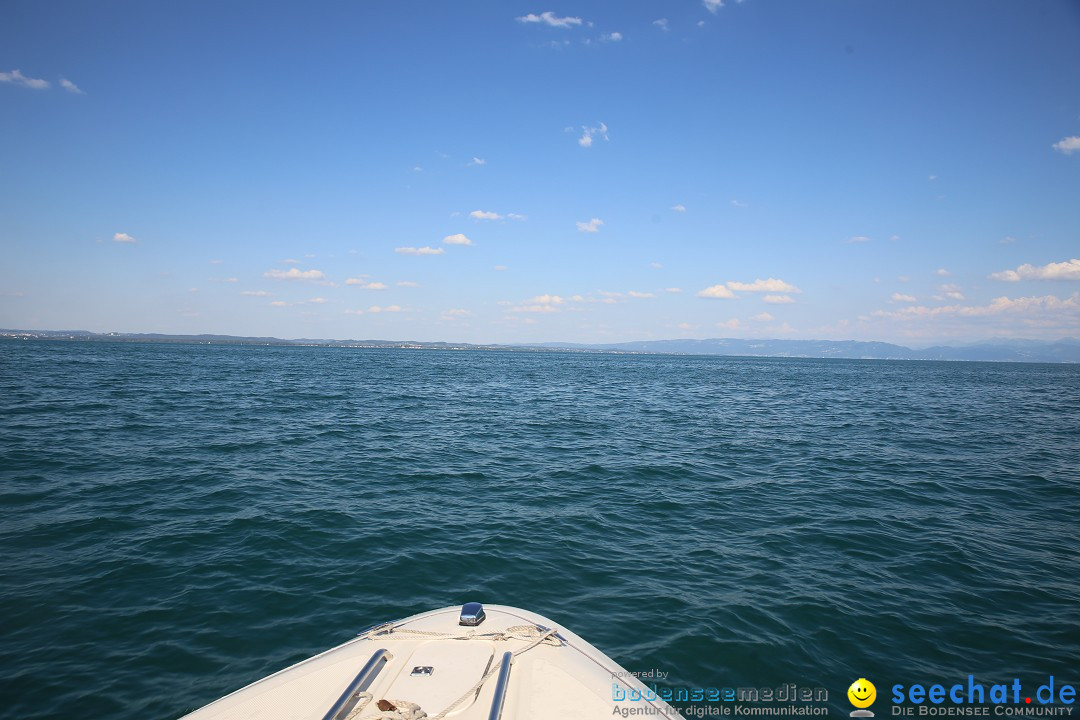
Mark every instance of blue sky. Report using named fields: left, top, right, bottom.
left=2, top=0, right=1078, bottom=345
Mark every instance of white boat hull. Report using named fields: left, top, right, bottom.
left=180, top=604, right=683, bottom=720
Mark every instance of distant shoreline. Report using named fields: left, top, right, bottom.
left=3, top=329, right=1078, bottom=364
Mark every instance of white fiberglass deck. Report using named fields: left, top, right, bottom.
left=180, top=604, right=683, bottom=720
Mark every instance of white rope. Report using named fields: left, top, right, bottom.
left=348, top=624, right=561, bottom=720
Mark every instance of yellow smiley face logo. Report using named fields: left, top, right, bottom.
left=848, top=678, right=876, bottom=708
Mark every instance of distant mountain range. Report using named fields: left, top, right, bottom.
left=3, top=329, right=1079, bottom=363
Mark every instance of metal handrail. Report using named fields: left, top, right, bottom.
left=487, top=651, right=514, bottom=720
left=321, top=648, right=391, bottom=720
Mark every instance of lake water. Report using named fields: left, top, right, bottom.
left=1, top=340, right=1077, bottom=718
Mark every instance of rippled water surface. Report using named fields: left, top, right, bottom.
left=1, top=340, right=1078, bottom=718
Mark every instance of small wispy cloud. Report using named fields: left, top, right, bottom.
left=396, top=246, right=445, bottom=256
left=443, top=233, right=473, bottom=246
left=727, top=278, right=801, bottom=293
left=651, top=262, right=663, bottom=269
left=59, top=77, right=85, bottom=95
left=697, top=284, right=736, bottom=299
left=846, top=235, right=871, bottom=244
left=241, top=290, right=271, bottom=297
left=344, top=309, right=366, bottom=315
left=511, top=303, right=560, bottom=313
left=494, top=265, right=508, bottom=271
left=506, top=213, right=526, bottom=221
left=347, top=279, right=387, bottom=290
left=577, top=218, right=604, bottom=233
left=937, top=284, right=964, bottom=301
left=209, top=259, right=223, bottom=265
left=1052, top=136, right=1080, bottom=155
left=990, top=258, right=1080, bottom=282
left=752, top=312, right=774, bottom=322
left=763, top=295, right=795, bottom=304
left=1000, top=236, right=1017, bottom=245
left=397, top=281, right=419, bottom=287
left=113, top=232, right=137, bottom=243
left=470, top=210, right=502, bottom=220
left=264, top=267, right=326, bottom=280
left=671, top=204, right=687, bottom=212
left=307, top=297, right=327, bottom=304
left=665, top=287, right=682, bottom=294
left=652, top=18, right=669, bottom=31
left=367, top=305, right=403, bottom=313
left=891, top=293, right=917, bottom=303
left=936, top=268, right=950, bottom=276
left=731, top=199, right=748, bottom=208
left=717, top=318, right=740, bottom=330
left=579, top=122, right=609, bottom=148
left=516, top=11, right=584, bottom=28
left=468, top=157, right=486, bottom=166
left=441, top=308, right=471, bottom=320
left=628, top=291, right=656, bottom=298
left=0, top=69, right=49, bottom=89
left=270, top=301, right=290, bottom=307
left=703, top=0, right=724, bottom=13
left=601, top=32, right=622, bottom=42
left=530, top=294, right=565, bottom=305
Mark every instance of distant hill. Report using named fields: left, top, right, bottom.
left=2, top=329, right=1078, bottom=363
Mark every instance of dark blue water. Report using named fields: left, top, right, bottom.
left=1, top=341, right=1078, bottom=718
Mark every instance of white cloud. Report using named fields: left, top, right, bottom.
left=891, top=293, right=917, bottom=303
left=395, top=246, right=445, bottom=255
left=936, top=268, right=950, bottom=276
left=652, top=18, right=669, bottom=31
left=241, top=290, right=271, bottom=297
left=727, top=278, right=801, bottom=293
left=348, top=279, right=388, bottom=290
left=506, top=213, right=527, bottom=221
left=269, top=301, right=290, bottom=307
left=929, top=174, right=938, bottom=181
left=890, top=234, right=901, bottom=241
left=367, top=305, right=403, bottom=313
left=224, top=277, right=238, bottom=283
left=1052, top=136, right=1080, bottom=155
left=677, top=322, right=694, bottom=331
left=264, top=267, right=326, bottom=280
left=59, top=77, right=85, bottom=95
left=209, top=259, right=223, bottom=265
left=990, top=259, right=1080, bottom=282
left=717, top=318, right=741, bottom=330
left=397, top=281, right=419, bottom=287
left=443, top=233, right=473, bottom=246
left=703, top=0, right=724, bottom=12
left=468, top=157, right=487, bottom=166
left=752, top=312, right=774, bottom=322
left=1000, top=236, right=1017, bottom=245
left=697, top=284, right=736, bottom=299
left=443, top=308, right=470, bottom=317
left=578, top=122, right=609, bottom=148
left=0, top=69, right=49, bottom=89
left=307, top=297, right=327, bottom=304
left=665, top=287, right=682, bottom=294
left=846, top=235, right=871, bottom=244
left=730, top=199, right=748, bottom=208
left=628, top=291, right=656, bottom=298
left=873, top=294, right=1079, bottom=321
left=512, top=304, right=560, bottom=313
left=577, top=217, right=604, bottom=233
left=530, top=294, right=565, bottom=304
left=516, top=11, right=584, bottom=28
left=113, top=232, right=137, bottom=243
left=602, top=32, right=622, bottom=42
left=763, top=295, right=795, bottom=304
left=494, top=265, right=508, bottom=271
left=671, top=204, right=687, bottom=212
left=344, top=309, right=365, bottom=315
left=470, top=210, right=502, bottom=220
